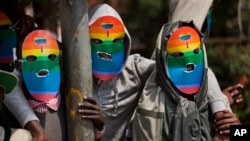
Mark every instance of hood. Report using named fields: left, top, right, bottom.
left=88, top=3, right=131, bottom=68
left=155, top=20, right=208, bottom=96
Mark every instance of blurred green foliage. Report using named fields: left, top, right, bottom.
left=122, top=0, right=168, bottom=57
left=206, top=42, right=250, bottom=124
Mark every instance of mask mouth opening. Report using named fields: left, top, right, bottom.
left=97, top=51, right=112, bottom=61
left=36, top=69, right=49, bottom=77
left=185, top=63, right=195, bottom=72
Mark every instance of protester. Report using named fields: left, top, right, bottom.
left=12, top=23, right=67, bottom=141
left=132, top=21, right=241, bottom=141
left=77, top=3, right=155, bottom=141
left=168, top=0, right=245, bottom=107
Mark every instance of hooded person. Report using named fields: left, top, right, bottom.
left=12, top=24, right=67, bottom=141
left=132, top=21, right=240, bottom=141
left=168, top=0, right=244, bottom=107
left=77, top=3, right=155, bottom=141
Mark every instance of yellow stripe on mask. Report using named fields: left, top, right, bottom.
left=22, top=49, right=59, bottom=58
left=167, top=42, right=201, bottom=54
left=90, top=32, right=125, bottom=39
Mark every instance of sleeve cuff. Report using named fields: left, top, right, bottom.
left=209, top=100, right=226, bottom=114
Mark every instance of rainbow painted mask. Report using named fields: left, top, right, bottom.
left=0, top=11, right=17, bottom=64
left=21, top=30, right=60, bottom=101
left=166, top=26, right=204, bottom=94
left=89, top=16, right=125, bottom=80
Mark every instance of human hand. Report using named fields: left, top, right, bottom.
left=214, top=110, right=241, bottom=136
left=78, top=96, right=104, bottom=130
left=213, top=132, right=229, bottom=141
left=223, top=83, right=244, bottom=106
left=31, top=131, right=48, bottom=141
left=24, top=120, right=48, bottom=141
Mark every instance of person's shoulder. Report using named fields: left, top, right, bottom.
left=124, top=54, right=155, bottom=75
left=127, top=54, right=154, bottom=63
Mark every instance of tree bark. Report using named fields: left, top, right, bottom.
left=59, top=0, right=94, bottom=140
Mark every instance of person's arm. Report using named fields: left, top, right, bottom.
left=4, top=82, right=39, bottom=128
left=213, top=111, right=229, bottom=141
left=207, top=68, right=231, bottom=114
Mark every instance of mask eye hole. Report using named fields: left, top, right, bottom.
left=171, top=52, right=183, bottom=58
left=91, top=39, right=102, bottom=44
left=48, top=54, right=56, bottom=60
left=113, top=38, right=123, bottom=43
left=26, top=55, right=37, bottom=62
left=193, top=48, right=200, bottom=54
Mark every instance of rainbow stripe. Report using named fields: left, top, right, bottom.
left=167, top=26, right=200, bottom=54
left=89, top=16, right=125, bottom=41
left=0, top=12, right=12, bottom=26
left=22, top=30, right=59, bottom=59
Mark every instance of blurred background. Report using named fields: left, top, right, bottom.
left=19, top=0, right=250, bottom=123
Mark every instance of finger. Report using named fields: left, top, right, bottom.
left=216, top=119, right=240, bottom=133
left=83, top=96, right=97, bottom=104
left=219, top=129, right=230, bottom=135
left=233, top=93, right=242, bottom=99
left=223, top=86, right=234, bottom=92
left=235, top=83, right=244, bottom=89
left=78, top=109, right=100, bottom=115
left=230, top=88, right=240, bottom=97
left=235, top=97, right=243, bottom=104
left=216, top=118, right=240, bottom=128
left=78, top=102, right=99, bottom=110
left=81, top=115, right=100, bottom=120
left=232, top=84, right=244, bottom=95
left=215, top=111, right=238, bottom=125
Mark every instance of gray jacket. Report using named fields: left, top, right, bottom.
left=89, top=4, right=155, bottom=141
left=132, top=21, right=231, bottom=141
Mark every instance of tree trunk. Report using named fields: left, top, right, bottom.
left=59, top=0, right=94, bottom=140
